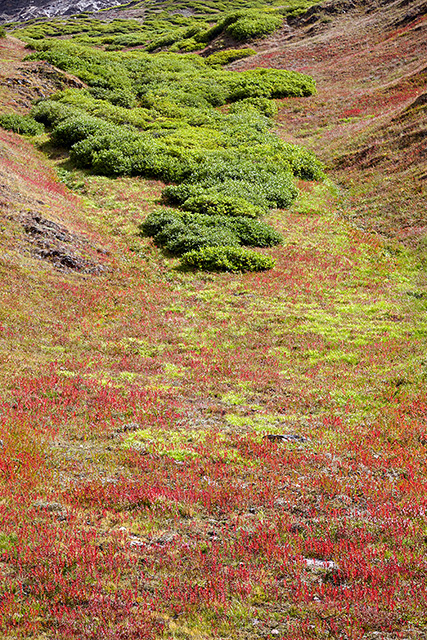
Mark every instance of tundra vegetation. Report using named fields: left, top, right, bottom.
left=0, top=1, right=427, bottom=639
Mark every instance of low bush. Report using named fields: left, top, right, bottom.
left=162, top=183, right=205, bottom=206
left=88, top=87, right=137, bottom=108
left=51, top=115, right=113, bottom=146
left=182, top=193, right=264, bottom=218
left=0, top=26, right=6, bottom=38
left=205, top=48, right=256, bottom=66
left=231, top=218, right=283, bottom=247
left=180, top=246, right=276, bottom=272
left=228, top=68, right=316, bottom=100
left=229, top=96, right=278, bottom=118
left=160, top=224, right=239, bottom=255
left=140, top=208, right=184, bottom=237
left=0, top=113, right=44, bottom=136
left=92, top=147, right=133, bottom=176
left=226, top=12, right=283, bottom=41
left=141, top=207, right=282, bottom=253
left=31, top=100, right=83, bottom=126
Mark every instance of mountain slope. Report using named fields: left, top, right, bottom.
left=1, top=3, right=427, bottom=638
left=0, top=0, right=133, bottom=22
left=230, top=0, right=427, bottom=246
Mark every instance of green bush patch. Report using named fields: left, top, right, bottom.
left=180, top=246, right=276, bottom=272
left=22, top=34, right=322, bottom=272
left=0, top=113, right=44, bottom=136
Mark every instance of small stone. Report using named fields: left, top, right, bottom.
left=274, top=498, right=287, bottom=508
left=264, top=433, right=310, bottom=443
left=119, top=422, right=140, bottom=433
left=129, top=538, right=145, bottom=549
left=32, top=501, right=65, bottom=512
left=154, top=531, right=177, bottom=545
left=304, top=558, right=338, bottom=571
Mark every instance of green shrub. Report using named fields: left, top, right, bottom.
left=141, top=208, right=282, bottom=250
left=0, top=26, right=6, bottom=38
left=92, top=148, right=133, bottom=176
left=51, top=115, right=113, bottom=146
left=162, top=183, right=205, bottom=206
left=160, top=224, right=239, bottom=255
left=258, top=172, right=299, bottom=208
left=229, top=97, right=278, bottom=119
left=228, top=68, right=316, bottom=101
left=182, top=193, right=264, bottom=218
left=140, top=208, right=183, bottom=237
left=176, top=38, right=203, bottom=52
left=230, top=218, right=283, bottom=247
left=226, top=13, right=283, bottom=41
left=0, top=112, right=44, bottom=136
left=181, top=246, right=276, bottom=272
left=69, top=132, right=122, bottom=168
left=277, top=143, right=324, bottom=181
left=88, top=87, right=136, bottom=108
left=31, top=100, right=83, bottom=126
left=206, top=48, right=256, bottom=66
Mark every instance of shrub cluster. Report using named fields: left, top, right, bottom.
left=140, top=206, right=282, bottom=270
left=0, top=26, right=6, bottom=38
left=181, top=246, right=276, bottom=272
left=31, top=100, right=84, bottom=126
left=225, top=11, right=283, bottom=41
left=25, top=38, right=322, bottom=272
left=205, top=48, right=256, bottom=66
left=0, top=113, right=44, bottom=136
left=229, top=96, right=278, bottom=119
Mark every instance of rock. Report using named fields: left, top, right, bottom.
left=304, top=558, right=345, bottom=584
left=274, top=498, right=287, bottom=508
left=20, top=212, right=103, bottom=273
left=0, top=0, right=133, bottom=22
left=129, top=537, right=145, bottom=549
left=153, top=531, right=177, bottom=545
left=264, top=433, right=310, bottom=443
left=119, top=422, right=140, bottom=433
left=304, top=558, right=337, bottom=571
left=32, top=500, right=65, bottom=512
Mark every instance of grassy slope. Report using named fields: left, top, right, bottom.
left=1, top=4, right=427, bottom=639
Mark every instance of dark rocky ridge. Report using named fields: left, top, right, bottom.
left=0, top=0, right=133, bottom=23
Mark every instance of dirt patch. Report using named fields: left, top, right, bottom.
left=1, top=60, right=86, bottom=110
left=19, top=211, right=106, bottom=273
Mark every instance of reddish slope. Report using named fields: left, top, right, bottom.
left=233, top=0, right=427, bottom=246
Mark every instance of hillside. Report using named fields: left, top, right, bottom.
left=0, top=1, right=427, bottom=638
left=0, top=0, right=132, bottom=23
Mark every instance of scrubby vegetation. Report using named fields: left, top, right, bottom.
left=181, top=244, right=276, bottom=270
left=12, top=0, right=320, bottom=52
left=140, top=207, right=282, bottom=259
left=22, top=35, right=321, bottom=271
left=0, top=112, right=44, bottom=135
left=205, top=47, right=256, bottom=66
